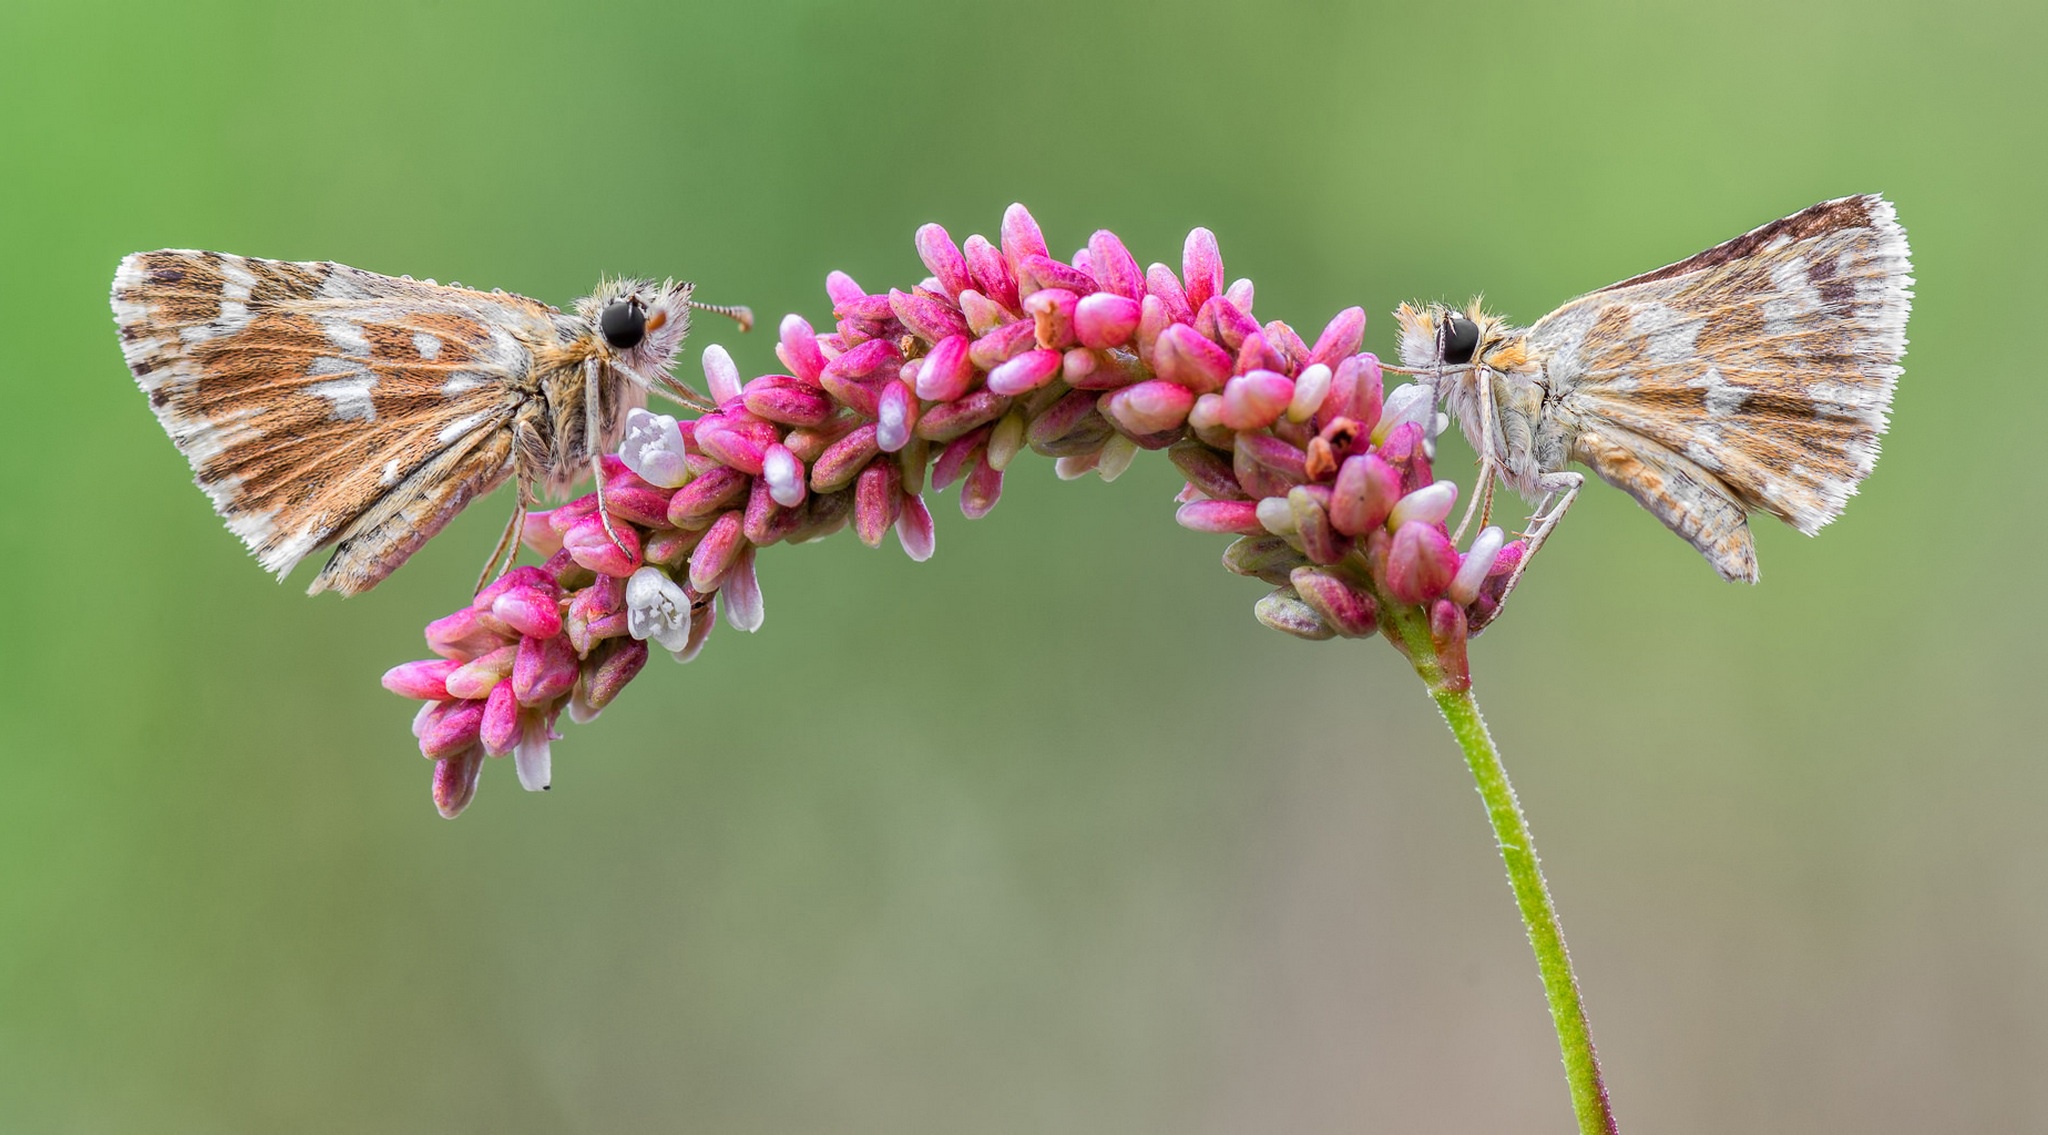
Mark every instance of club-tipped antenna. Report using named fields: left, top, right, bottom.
left=688, top=299, right=754, bottom=333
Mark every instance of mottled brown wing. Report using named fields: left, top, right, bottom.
left=112, top=250, right=561, bottom=594
left=1535, top=194, right=1911, bottom=549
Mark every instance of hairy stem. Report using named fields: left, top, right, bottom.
left=1390, top=606, right=1619, bottom=1134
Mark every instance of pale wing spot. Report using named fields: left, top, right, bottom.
left=412, top=331, right=443, bottom=360
left=1692, top=367, right=1751, bottom=418
left=437, top=410, right=493, bottom=445
left=1761, top=257, right=1823, bottom=340
left=381, top=457, right=403, bottom=486
left=306, top=375, right=378, bottom=421
left=322, top=316, right=372, bottom=358
left=1627, top=304, right=1703, bottom=363
left=441, top=372, right=488, bottom=395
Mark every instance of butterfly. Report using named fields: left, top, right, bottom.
left=1393, top=193, right=1911, bottom=598
left=111, top=251, right=750, bottom=595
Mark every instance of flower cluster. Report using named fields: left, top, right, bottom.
left=384, top=204, right=1523, bottom=816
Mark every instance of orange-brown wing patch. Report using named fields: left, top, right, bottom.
left=1534, top=194, right=1911, bottom=535
left=112, top=250, right=561, bottom=584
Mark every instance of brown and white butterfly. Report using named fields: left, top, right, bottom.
left=112, top=251, right=748, bottom=596
left=1394, top=193, right=1911, bottom=596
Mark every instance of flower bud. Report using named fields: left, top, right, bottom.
left=1289, top=566, right=1379, bottom=637
left=964, top=233, right=1020, bottom=313
left=1385, top=521, right=1458, bottom=604
left=915, top=334, right=976, bottom=402
left=1255, top=587, right=1335, bottom=641
left=777, top=313, right=827, bottom=383
left=1074, top=292, right=1142, bottom=349
left=432, top=746, right=484, bottom=819
left=915, top=223, right=974, bottom=298
left=1182, top=227, right=1223, bottom=312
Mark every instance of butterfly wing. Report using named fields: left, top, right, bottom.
left=1532, top=195, right=1911, bottom=578
left=112, top=250, right=563, bottom=594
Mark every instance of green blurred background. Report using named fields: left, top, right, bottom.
left=4, top=0, right=2043, bottom=1130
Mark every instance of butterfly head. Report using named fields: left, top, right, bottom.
left=1393, top=302, right=1528, bottom=381
left=579, top=278, right=696, bottom=383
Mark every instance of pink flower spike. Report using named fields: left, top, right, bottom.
left=916, top=334, right=975, bottom=402
left=492, top=585, right=563, bottom=640
left=1329, top=453, right=1404, bottom=535
left=1288, top=364, right=1332, bottom=423
left=1074, top=292, right=1142, bottom=350
left=432, top=747, right=484, bottom=819
left=1386, top=521, right=1458, bottom=604
left=1153, top=324, right=1233, bottom=394
left=889, top=288, right=969, bottom=343
left=1025, top=288, right=1079, bottom=349
left=1175, top=499, right=1265, bottom=535
left=382, top=657, right=460, bottom=701
left=1087, top=230, right=1145, bottom=301
left=1104, top=380, right=1196, bottom=435
left=761, top=443, right=808, bottom=509
left=562, top=512, right=643, bottom=577
left=987, top=348, right=1063, bottom=395
left=963, top=234, right=1020, bottom=313
left=721, top=546, right=764, bottom=632
left=419, top=698, right=486, bottom=760
left=1388, top=480, right=1459, bottom=529
left=1309, top=307, right=1368, bottom=367
left=1450, top=525, right=1507, bottom=605
left=702, top=344, right=743, bottom=405
left=777, top=313, right=828, bottom=383
left=915, top=223, right=973, bottom=298
left=960, top=453, right=1004, bottom=519
left=1000, top=203, right=1050, bottom=272
left=855, top=460, right=904, bottom=548
left=1289, top=567, right=1378, bottom=637
left=688, top=511, right=746, bottom=592
left=1225, top=278, right=1255, bottom=311
left=481, top=682, right=520, bottom=754
left=1183, top=228, right=1223, bottom=312
left=512, top=632, right=577, bottom=707
left=1220, top=370, right=1295, bottom=431
left=896, top=492, right=936, bottom=561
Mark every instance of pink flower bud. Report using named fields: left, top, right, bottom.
left=1104, top=380, right=1195, bottom=435
left=825, top=270, right=865, bottom=307
left=1388, top=480, right=1458, bottom=529
left=1235, top=431, right=1309, bottom=485
left=964, top=233, right=1020, bottom=313
left=777, top=314, right=828, bottom=382
left=667, top=464, right=751, bottom=524
left=1015, top=254, right=1096, bottom=298
left=520, top=510, right=563, bottom=557
left=957, top=289, right=1010, bottom=335
left=1449, top=525, right=1507, bottom=605
left=1182, top=227, right=1223, bottom=312
left=1222, top=533, right=1307, bottom=583
left=915, top=223, right=973, bottom=298
left=491, top=585, right=563, bottom=640
left=1220, top=370, right=1295, bottom=431
left=916, top=334, right=975, bottom=402
left=1234, top=330, right=1287, bottom=377
left=1309, top=307, right=1367, bottom=367
left=1255, top=587, right=1335, bottom=641
left=969, top=319, right=1036, bottom=371
left=916, top=389, right=1009, bottom=443
left=481, top=681, right=520, bottom=754
left=855, top=460, right=904, bottom=548
left=1153, top=324, right=1233, bottom=394
left=1000, top=203, right=1049, bottom=272
left=580, top=637, right=649, bottom=715
left=720, top=546, right=764, bottom=632
left=1166, top=440, right=1246, bottom=500
left=425, top=606, right=512, bottom=662
left=742, top=473, right=804, bottom=547
left=512, top=632, right=577, bottom=707
left=1074, top=292, right=1142, bottom=350
left=1226, top=278, right=1255, bottom=311
left=562, top=512, right=643, bottom=577
left=694, top=421, right=768, bottom=476
left=1287, top=364, right=1332, bottom=423
left=931, top=426, right=991, bottom=491
left=546, top=494, right=600, bottom=536
left=702, top=344, right=743, bottom=405
left=1375, top=421, right=1434, bottom=492
left=688, top=510, right=746, bottom=592
left=896, top=492, right=935, bottom=561
left=890, top=288, right=968, bottom=343
left=1175, top=499, right=1265, bottom=535
left=1288, top=486, right=1351, bottom=565
left=761, top=443, right=807, bottom=508
left=1330, top=454, right=1404, bottom=535
left=432, top=746, right=484, bottom=819
left=1431, top=599, right=1471, bottom=691
left=1289, top=566, right=1379, bottom=637
left=382, top=657, right=460, bottom=701
left=811, top=423, right=881, bottom=492
left=744, top=376, right=834, bottom=428
left=1025, top=287, right=1079, bottom=349
left=822, top=337, right=903, bottom=382
left=876, top=380, right=918, bottom=453
left=1198, top=296, right=1261, bottom=351
left=1145, top=263, right=1193, bottom=324
left=418, top=698, right=486, bottom=760
left=1086, top=230, right=1144, bottom=301
left=1385, top=521, right=1458, bottom=604
left=598, top=478, right=673, bottom=529
left=987, top=348, right=1063, bottom=395
left=960, top=453, right=1003, bottom=519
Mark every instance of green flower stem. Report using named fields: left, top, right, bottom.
left=1388, top=604, right=1619, bottom=1135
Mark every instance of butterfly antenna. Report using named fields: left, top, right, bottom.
left=688, top=299, right=755, bottom=333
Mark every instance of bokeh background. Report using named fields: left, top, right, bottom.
left=4, top=1, right=2044, bottom=1130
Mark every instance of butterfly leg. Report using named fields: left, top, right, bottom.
left=474, top=486, right=531, bottom=595
left=1451, top=375, right=1497, bottom=543
left=1495, top=469, right=1583, bottom=608
left=584, top=358, right=634, bottom=557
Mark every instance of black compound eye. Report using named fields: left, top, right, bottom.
left=600, top=299, right=646, bottom=350
left=1440, top=315, right=1479, bottom=365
